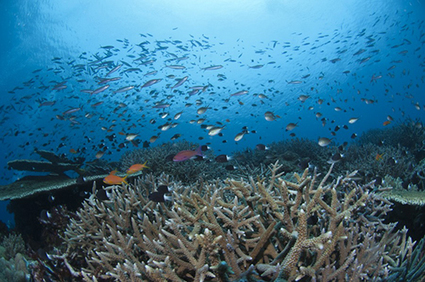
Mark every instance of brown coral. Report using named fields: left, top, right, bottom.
left=60, top=162, right=413, bottom=281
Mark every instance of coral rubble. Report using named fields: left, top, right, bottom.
left=59, top=162, right=418, bottom=281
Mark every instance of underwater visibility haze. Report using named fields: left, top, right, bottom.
left=0, top=0, right=425, bottom=281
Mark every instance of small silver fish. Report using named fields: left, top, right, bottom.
left=348, top=117, right=359, bottom=124
left=208, top=126, right=225, bottom=136
left=197, top=107, right=208, bottom=114
left=202, top=65, right=223, bottom=70
left=234, top=132, right=246, bottom=142
left=318, top=137, right=332, bottom=147
left=286, top=123, right=298, bottom=131
left=171, top=76, right=188, bottom=89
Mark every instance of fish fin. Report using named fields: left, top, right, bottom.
left=143, top=160, right=149, bottom=168
left=195, top=146, right=203, bottom=156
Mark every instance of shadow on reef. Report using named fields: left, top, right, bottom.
left=1, top=120, right=425, bottom=280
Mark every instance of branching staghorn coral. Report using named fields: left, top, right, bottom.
left=61, top=162, right=414, bottom=281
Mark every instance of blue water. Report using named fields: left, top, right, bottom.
left=0, top=0, right=424, bottom=225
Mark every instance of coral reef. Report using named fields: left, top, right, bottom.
left=0, top=233, right=25, bottom=260
left=356, top=119, right=425, bottom=157
left=232, top=138, right=331, bottom=173
left=0, top=234, right=30, bottom=281
left=387, top=231, right=425, bottom=281
left=119, top=141, right=229, bottom=183
left=379, top=175, right=425, bottom=242
left=7, top=149, right=85, bottom=176
left=338, top=143, right=416, bottom=183
left=0, top=174, right=110, bottom=201
left=381, top=181, right=425, bottom=206
left=59, top=162, right=416, bottom=281
left=0, top=254, right=30, bottom=282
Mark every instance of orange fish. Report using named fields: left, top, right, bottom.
left=69, top=148, right=77, bottom=154
left=127, top=161, right=149, bottom=174
left=104, top=170, right=128, bottom=185
left=375, top=153, right=384, bottom=161
left=383, top=121, right=391, bottom=126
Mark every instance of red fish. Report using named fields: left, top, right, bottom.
left=127, top=161, right=149, bottom=174
left=173, top=146, right=203, bottom=162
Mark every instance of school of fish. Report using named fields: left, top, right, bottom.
left=1, top=15, right=424, bottom=184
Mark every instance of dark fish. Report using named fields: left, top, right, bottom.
left=307, top=214, right=318, bottom=225
left=374, top=176, right=383, bottom=186
left=387, top=157, right=398, bottom=165
left=225, top=165, right=237, bottom=171
left=165, top=154, right=175, bottom=162
left=193, top=155, right=206, bottom=161
left=157, top=185, right=170, bottom=194
left=249, top=64, right=264, bottom=69
left=39, top=210, right=51, bottom=223
left=298, top=158, right=311, bottom=170
left=48, top=194, right=55, bottom=203
left=143, top=141, right=150, bottom=148
left=215, top=154, right=232, bottom=163
left=256, top=144, right=269, bottom=151
left=171, top=134, right=181, bottom=140
left=201, top=145, right=210, bottom=151
left=76, top=175, right=86, bottom=184
left=96, top=188, right=109, bottom=201
left=148, top=191, right=172, bottom=202
left=328, top=153, right=344, bottom=164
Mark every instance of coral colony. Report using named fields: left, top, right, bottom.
left=0, top=123, right=425, bottom=281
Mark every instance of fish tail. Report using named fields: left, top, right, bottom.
left=123, top=175, right=128, bottom=184
left=195, top=146, right=203, bottom=156
left=143, top=160, right=149, bottom=168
